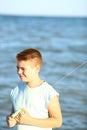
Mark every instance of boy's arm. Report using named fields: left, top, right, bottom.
left=6, top=105, right=17, bottom=128
left=11, top=105, right=14, bottom=114
left=29, top=95, right=62, bottom=128
left=16, top=96, right=62, bottom=128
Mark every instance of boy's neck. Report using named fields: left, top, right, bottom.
left=27, top=77, right=44, bottom=88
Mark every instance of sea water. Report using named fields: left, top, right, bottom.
left=0, top=15, right=87, bottom=130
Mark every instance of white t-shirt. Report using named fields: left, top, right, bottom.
left=10, top=81, right=59, bottom=130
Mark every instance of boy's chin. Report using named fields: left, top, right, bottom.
left=20, top=78, right=26, bottom=82
left=21, top=79, right=29, bottom=82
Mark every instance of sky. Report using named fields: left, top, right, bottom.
left=0, top=0, right=87, bottom=17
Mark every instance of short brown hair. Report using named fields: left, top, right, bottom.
left=16, top=48, right=42, bottom=69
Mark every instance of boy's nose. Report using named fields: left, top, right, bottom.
left=17, top=68, right=22, bottom=74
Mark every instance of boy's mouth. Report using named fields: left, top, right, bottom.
left=19, top=75, right=24, bottom=79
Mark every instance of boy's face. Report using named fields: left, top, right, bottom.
left=17, top=60, right=38, bottom=82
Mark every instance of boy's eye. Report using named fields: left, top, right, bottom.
left=16, top=66, right=25, bottom=71
left=16, top=66, right=19, bottom=70
left=21, top=68, right=25, bottom=71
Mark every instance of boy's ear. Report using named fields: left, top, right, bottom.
left=35, top=65, right=40, bottom=72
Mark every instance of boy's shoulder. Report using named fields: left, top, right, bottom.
left=43, top=81, right=59, bottom=95
left=10, top=82, right=26, bottom=96
left=44, top=82, right=56, bottom=91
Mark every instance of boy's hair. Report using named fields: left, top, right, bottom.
left=16, top=48, right=42, bottom=69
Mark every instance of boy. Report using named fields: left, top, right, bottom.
left=7, top=48, right=62, bottom=130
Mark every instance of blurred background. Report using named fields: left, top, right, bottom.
left=0, top=0, right=87, bottom=130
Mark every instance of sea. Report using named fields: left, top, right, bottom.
left=0, top=15, right=87, bottom=130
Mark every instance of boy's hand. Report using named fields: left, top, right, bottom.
left=15, top=108, right=31, bottom=125
left=7, top=115, right=17, bottom=127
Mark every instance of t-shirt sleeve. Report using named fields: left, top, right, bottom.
left=10, top=87, right=16, bottom=100
left=10, top=86, right=19, bottom=108
left=45, top=84, right=59, bottom=107
left=10, top=89, right=14, bottom=103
